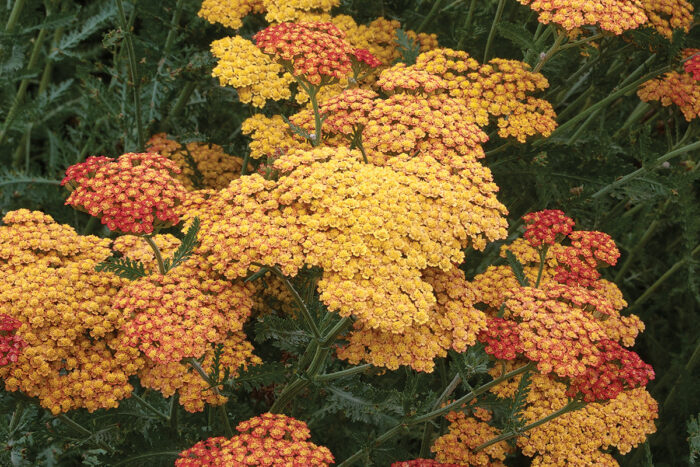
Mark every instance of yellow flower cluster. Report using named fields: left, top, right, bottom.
left=139, top=332, right=260, bottom=412
left=0, top=210, right=142, bottom=414
left=638, top=53, right=700, bottom=122
left=337, top=266, right=487, bottom=372
left=198, top=0, right=265, bottom=29
left=262, top=0, right=339, bottom=23
left=517, top=374, right=658, bottom=466
left=641, top=0, right=694, bottom=38
left=242, top=114, right=310, bottom=160
left=112, top=233, right=180, bottom=272
left=146, top=133, right=242, bottom=190
left=514, top=0, right=648, bottom=34
left=431, top=410, right=509, bottom=466
left=210, top=36, right=293, bottom=108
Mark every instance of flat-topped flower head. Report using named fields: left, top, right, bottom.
left=523, top=209, right=575, bottom=247
left=198, top=0, right=265, bottom=29
left=685, top=50, right=700, bottom=80
left=638, top=50, right=700, bottom=121
left=392, top=460, right=463, bottom=467
left=262, top=0, right=339, bottom=23
left=376, top=63, right=447, bottom=94
left=641, top=0, right=694, bottom=38
left=63, top=152, right=187, bottom=234
left=176, top=413, right=334, bottom=466
left=515, top=0, right=647, bottom=34
left=555, top=231, right=620, bottom=287
left=478, top=317, right=524, bottom=361
left=253, top=22, right=371, bottom=85
left=432, top=411, right=509, bottom=465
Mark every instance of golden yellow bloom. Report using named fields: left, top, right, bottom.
left=515, top=0, right=647, bottom=34
left=198, top=0, right=265, bottom=29
left=262, top=0, right=339, bottom=23
left=518, top=374, right=658, bottom=465
left=337, top=266, right=488, bottom=372
left=242, top=114, right=311, bottom=160
left=211, top=36, right=294, bottom=108
left=432, top=410, right=510, bottom=466
left=0, top=210, right=143, bottom=414
left=146, top=133, right=242, bottom=190
left=641, top=0, right=694, bottom=38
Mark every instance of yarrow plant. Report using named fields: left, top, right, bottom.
left=3, top=0, right=696, bottom=464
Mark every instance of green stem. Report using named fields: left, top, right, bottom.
left=473, top=400, right=585, bottom=452
left=566, top=107, right=602, bottom=145
left=161, top=81, right=197, bottom=132
left=591, top=140, right=700, bottom=199
left=309, top=86, right=323, bottom=147
left=535, top=63, right=671, bottom=146
left=144, top=236, right=167, bottom=274
left=314, top=364, right=372, bottom=383
left=8, top=400, right=26, bottom=435
left=2, top=25, right=49, bottom=150
left=661, top=338, right=700, bottom=410
left=532, top=30, right=566, bottom=73
left=4, top=0, right=27, bottom=33
left=419, top=373, right=462, bottom=457
left=614, top=201, right=669, bottom=282
left=149, top=0, right=185, bottom=125
left=130, top=393, right=169, bottom=422
left=416, top=0, right=444, bottom=33
left=116, top=0, right=145, bottom=150
left=268, top=266, right=322, bottom=340
left=483, top=0, right=506, bottom=62
left=535, top=246, right=548, bottom=288
left=628, top=243, right=700, bottom=311
left=456, top=0, right=477, bottom=49
left=58, top=414, right=115, bottom=454
left=269, top=377, right=309, bottom=414
left=219, top=404, right=233, bottom=437
left=338, top=363, right=534, bottom=466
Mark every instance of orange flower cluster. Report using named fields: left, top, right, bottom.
left=0, top=314, right=25, bottom=366
left=392, top=460, right=462, bottom=467
left=523, top=209, right=575, bottom=247
left=112, top=256, right=255, bottom=365
left=317, top=88, right=378, bottom=137
left=337, top=266, right=487, bottom=372
left=641, top=0, right=694, bottom=38
left=516, top=374, right=658, bottom=465
left=432, top=410, right=509, bottom=466
left=139, top=332, right=260, bottom=412
left=514, top=0, right=647, bottom=34
left=554, top=231, right=620, bottom=287
left=377, top=62, right=447, bottom=94
left=198, top=0, right=265, bottom=29
left=254, top=22, right=377, bottom=85
left=211, top=35, right=294, bottom=108
left=176, top=413, right=334, bottom=466
left=0, top=210, right=143, bottom=414
left=638, top=50, right=700, bottom=122
left=146, top=133, right=242, bottom=190
left=62, top=153, right=187, bottom=234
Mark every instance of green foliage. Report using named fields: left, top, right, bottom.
left=95, top=255, right=148, bottom=280
left=690, top=415, right=700, bottom=465
left=163, top=217, right=200, bottom=273
left=395, top=28, right=421, bottom=65
left=504, top=250, right=530, bottom=287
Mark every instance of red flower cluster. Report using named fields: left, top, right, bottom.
left=522, top=209, right=575, bottom=247
left=176, top=413, right=334, bottom=466
left=478, top=317, right=523, bottom=360
left=555, top=231, right=620, bottom=287
left=567, top=339, right=655, bottom=402
left=253, top=22, right=379, bottom=85
left=0, top=314, right=25, bottom=366
left=62, top=153, right=187, bottom=234
left=684, top=50, right=700, bottom=80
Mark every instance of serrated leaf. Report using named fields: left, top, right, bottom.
left=505, top=250, right=530, bottom=287
left=95, top=256, right=149, bottom=280
left=319, top=381, right=403, bottom=425
left=394, top=29, right=420, bottom=65
left=689, top=414, right=700, bottom=465
left=281, top=115, right=313, bottom=142
left=228, top=362, right=288, bottom=392
left=162, top=217, right=200, bottom=273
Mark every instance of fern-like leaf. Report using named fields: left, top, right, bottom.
left=505, top=250, right=530, bottom=287
left=95, top=256, right=148, bottom=280
left=394, top=29, right=420, bottom=65
left=162, top=217, right=200, bottom=272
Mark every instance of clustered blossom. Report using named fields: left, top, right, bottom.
left=638, top=49, right=700, bottom=122
left=684, top=49, right=700, bottom=80
left=392, top=460, right=462, bottom=467
left=146, top=133, right=242, bottom=190
left=376, top=62, right=447, bottom=94
left=112, top=256, right=255, bottom=365
left=478, top=317, right=523, bottom=361
left=431, top=410, right=509, bottom=466
left=253, top=22, right=372, bottom=85
left=176, top=413, right=334, bottom=466
left=641, top=0, right=694, bottom=38
left=263, top=0, right=339, bottom=23
left=211, top=36, right=294, bottom=108
left=0, top=314, right=25, bottom=366
left=514, top=0, right=647, bottom=34
left=516, top=375, right=658, bottom=465
left=0, top=210, right=142, bottom=414
left=337, top=266, right=488, bottom=372
left=523, top=209, right=575, bottom=247
left=62, top=152, right=187, bottom=234
left=198, top=0, right=264, bottom=29
left=554, top=231, right=620, bottom=287
left=242, top=114, right=311, bottom=160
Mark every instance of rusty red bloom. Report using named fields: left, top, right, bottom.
left=0, top=314, right=25, bottom=367
left=522, top=209, right=575, bottom=248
